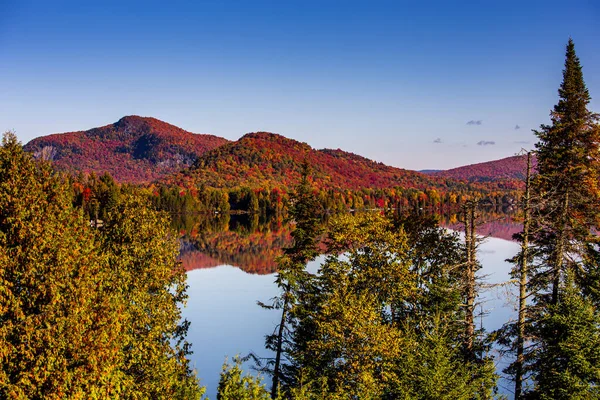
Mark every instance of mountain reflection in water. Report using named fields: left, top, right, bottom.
left=178, top=211, right=523, bottom=274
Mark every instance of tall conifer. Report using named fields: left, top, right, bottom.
left=260, top=160, right=322, bottom=398
left=532, top=38, right=600, bottom=304
left=529, top=39, right=600, bottom=398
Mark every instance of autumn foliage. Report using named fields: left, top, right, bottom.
left=24, top=116, right=228, bottom=183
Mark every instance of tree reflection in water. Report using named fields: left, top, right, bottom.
left=177, top=209, right=522, bottom=274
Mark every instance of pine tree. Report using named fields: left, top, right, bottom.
left=531, top=271, right=600, bottom=399
left=532, top=38, right=600, bottom=305
left=391, top=212, right=464, bottom=328
left=529, top=39, right=600, bottom=398
left=288, top=212, right=496, bottom=398
left=394, top=314, right=495, bottom=400
left=259, top=160, right=323, bottom=398
left=304, top=213, right=410, bottom=398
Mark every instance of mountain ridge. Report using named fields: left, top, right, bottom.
left=169, top=130, right=438, bottom=190
left=23, top=116, right=530, bottom=190
left=433, top=154, right=536, bottom=183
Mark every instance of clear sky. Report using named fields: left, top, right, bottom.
left=1, top=0, right=599, bottom=170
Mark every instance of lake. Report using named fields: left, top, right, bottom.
left=179, top=214, right=521, bottom=399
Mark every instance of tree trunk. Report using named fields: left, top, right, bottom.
left=551, top=190, right=569, bottom=306
left=515, top=152, right=532, bottom=400
left=271, top=293, right=288, bottom=399
left=463, top=201, right=477, bottom=357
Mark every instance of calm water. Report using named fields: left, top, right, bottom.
left=179, top=215, right=521, bottom=399
left=183, top=257, right=324, bottom=399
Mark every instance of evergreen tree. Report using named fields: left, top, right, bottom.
left=0, top=132, right=122, bottom=398
left=532, top=38, right=600, bottom=305
left=288, top=212, right=496, bottom=398
left=0, top=133, right=204, bottom=399
left=528, top=39, right=600, bottom=397
left=100, top=193, right=203, bottom=399
left=391, top=213, right=464, bottom=323
left=303, top=213, right=410, bottom=398
left=217, top=357, right=273, bottom=400
left=393, top=315, right=495, bottom=400
left=531, top=272, right=600, bottom=399
left=259, top=160, right=323, bottom=398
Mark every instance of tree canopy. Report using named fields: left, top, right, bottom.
left=0, top=132, right=203, bottom=399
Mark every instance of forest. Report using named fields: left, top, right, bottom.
left=1, top=40, right=599, bottom=400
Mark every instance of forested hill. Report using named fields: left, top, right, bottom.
left=433, top=154, right=536, bottom=183
left=24, top=116, right=530, bottom=191
left=24, top=116, right=229, bottom=183
left=167, top=131, right=439, bottom=190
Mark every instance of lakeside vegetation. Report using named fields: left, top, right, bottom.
left=1, top=39, right=599, bottom=399
left=0, top=133, right=203, bottom=399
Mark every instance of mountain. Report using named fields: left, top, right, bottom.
left=168, top=131, right=439, bottom=190
left=433, top=155, right=536, bottom=184
left=24, top=116, right=229, bottom=183
left=24, top=116, right=530, bottom=191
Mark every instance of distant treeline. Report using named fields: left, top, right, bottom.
left=70, top=170, right=520, bottom=227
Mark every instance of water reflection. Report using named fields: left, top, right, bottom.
left=179, top=214, right=293, bottom=274
left=178, top=211, right=523, bottom=274
left=181, top=233, right=519, bottom=399
left=177, top=210, right=524, bottom=398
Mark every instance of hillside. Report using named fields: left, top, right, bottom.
left=433, top=155, right=536, bottom=184
left=168, top=131, right=439, bottom=190
left=24, top=116, right=229, bottom=183
left=24, top=117, right=531, bottom=192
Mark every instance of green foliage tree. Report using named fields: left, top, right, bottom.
left=286, top=212, right=496, bottom=399
left=391, top=213, right=464, bottom=330
left=394, top=315, right=495, bottom=400
left=532, top=38, right=600, bottom=306
left=396, top=212, right=496, bottom=398
left=0, top=132, right=122, bottom=398
left=0, top=133, right=204, bottom=399
left=526, top=39, right=600, bottom=398
left=531, top=272, right=600, bottom=399
left=99, top=192, right=203, bottom=399
left=217, top=357, right=272, bottom=400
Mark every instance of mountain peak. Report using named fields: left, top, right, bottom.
left=241, top=131, right=293, bottom=142
left=112, top=115, right=188, bottom=136
left=238, top=131, right=312, bottom=153
left=24, top=117, right=229, bottom=183
left=116, top=115, right=153, bottom=124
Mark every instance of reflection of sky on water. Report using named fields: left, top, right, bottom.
left=183, top=239, right=519, bottom=399
left=478, top=237, right=520, bottom=399
left=182, top=257, right=323, bottom=399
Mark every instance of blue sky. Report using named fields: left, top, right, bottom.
left=1, top=0, right=599, bottom=170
